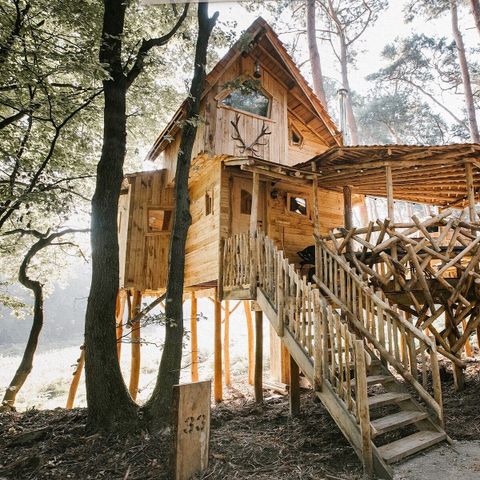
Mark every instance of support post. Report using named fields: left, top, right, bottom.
left=129, top=290, right=142, bottom=400
left=190, top=291, right=199, bottom=382
left=243, top=300, right=255, bottom=385
left=250, top=172, right=260, bottom=297
left=465, top=162, right=477, bottom=223
left=66, top=345, right=85, bottom=409
left=343, top=185, right=353, bottom=252
left=312, top=166, right=322, bottom=278
left=254, top=309, right=263, bottom=404
left=386, top=165, right=397, bottom=264
left=446, top=309, right=465, bottom=391
left=289, top=354, right=300, bottom=416
left=224, top=300, right=231, bottom=386
left=354, top=339, right=373, bottom=478
left=214, top=288, right=223, bottom=402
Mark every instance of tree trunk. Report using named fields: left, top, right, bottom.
left=339, top=31, right=359, bottom=145
left=470, top=0, right=480, bottom=38
left=306, top=0, right=328, bottom=109
left=450, top=0, right=480, bottom=143
left=1, top=229, right=85, bottom=411
left=84, top=0, right=138, bottom=432
left=143, top=3, right=218, bottom=430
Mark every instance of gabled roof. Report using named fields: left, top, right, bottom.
left=147, top=17, right=341, bottom=161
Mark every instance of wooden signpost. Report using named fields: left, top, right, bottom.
left=171, top=381, right=211, bottom=480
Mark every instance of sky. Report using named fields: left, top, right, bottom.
left=204, top=0, right=476, bottom=120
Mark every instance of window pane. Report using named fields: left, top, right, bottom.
left=240, top=189, right=252, bottom=215
left=148, top=209, right=172, bottom=232
left=289, top=197, right=307, bottom=216
left=222, top=87, right=269, bottom=117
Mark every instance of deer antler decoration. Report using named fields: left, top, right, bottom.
left=230, top=114, right=271, bottom=157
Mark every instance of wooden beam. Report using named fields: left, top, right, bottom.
left=224, top=300, right=231, bottom=387
left=465, top=162, right=477, bottom=223
left=289, top=354, right=300, bottom=416
left=190, top=291, right=199, bottom=382
left=214, top=288, right=223, bottom=402
left=243, top=300, right=255, bottom=385
left=255, top=309, right=263, bottom=404
left=66, top=345, right=85, bottom=409
left=129, top=290, right=142, bottom=401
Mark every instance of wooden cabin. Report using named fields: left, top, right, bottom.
left=118, top=17, right=346, bottom=296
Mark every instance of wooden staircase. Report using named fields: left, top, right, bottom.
left=221, top=232, right=449, bottom=479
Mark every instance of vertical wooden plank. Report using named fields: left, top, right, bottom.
left=243, top=300, right=255, bottom=386
left=354, top=339, right=373, bottom=477
left=66, top=346, right=85, bottom=409
left=465, top=162, right=477, bottom=223
left=224, top=300, right=231, bottom=386
left=214, top=289, right=222, bottom=402
left=250, top=173, right=260, bottom=297
left=171, top=381, right=211, bottom=480
left=255, top=309, right=263, bottom=404
left=343, top=185, right=353, bottom=253
left=190, top=291, right=199, bottom=383
left=129, top=290, right=142, bottom=401
left=289, top=354, right=300, bottom=416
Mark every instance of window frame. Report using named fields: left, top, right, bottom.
left=286, top=193, right=311, bottom=220
left=289, top=123, right=304, bottom=147
left=145, top=206, right=173, bottom=236
left=216, top=77, right=273, bottom=120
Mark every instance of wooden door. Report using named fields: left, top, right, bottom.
left=231, top=176, right=265, bottom=235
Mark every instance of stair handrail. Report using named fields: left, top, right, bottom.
left=315, top=236, right=443, bottom=425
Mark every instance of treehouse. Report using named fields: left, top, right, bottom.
left=67, top=16, right=480, bottom=480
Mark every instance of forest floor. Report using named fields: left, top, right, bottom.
left=0, top=361, right=479, bottom=480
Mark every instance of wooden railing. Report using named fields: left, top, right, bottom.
left=316, top=237, right=444, bottom=425
left=222, top=233, right=251, bottom=292
left=222, top=232, right=373, bottom=472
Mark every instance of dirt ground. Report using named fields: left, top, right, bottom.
left=0, top=362, right=479, bottom=480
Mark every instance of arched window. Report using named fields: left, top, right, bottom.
left=219, top=81, right=270, bottom=118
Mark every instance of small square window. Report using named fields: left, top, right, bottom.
left=288, top=195, right=308, bottom=216
left=148, top=208, right=172, bottom=232
left=240, top=189, right=252, bottom=215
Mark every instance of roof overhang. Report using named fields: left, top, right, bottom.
left=295, top=144, right=480, bottom=208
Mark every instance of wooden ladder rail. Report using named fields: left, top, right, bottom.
left=315, top=238, right=444, bottom=427
left=222, top=232, right=392, bottom=478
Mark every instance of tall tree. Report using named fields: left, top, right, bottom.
left=307, top=0, right=328, bottom=109
left=84, top=0, right=188, bottom=432
left=450, top=0, right=479, bottom=142
left=469, top=0, right=480, bottom=37
left=0, top=228, right=87, bottom=411
left=317, top=0, right=388, bottom=144
left=404, top=0, right=480, bottom=142
left=143, top=3, right=218, bottom=430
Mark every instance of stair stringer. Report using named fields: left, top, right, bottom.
left=256, top=288, right=394, bottom=480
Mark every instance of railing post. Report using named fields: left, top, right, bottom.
left=277, top=251, right=285, bottom=337
left=313, top=291, right=323, bottom=391
left=354, top=339, right=373, bottom=478
left=249, top=233, right=257, bottom=298
left=430, top=348, right=444, bottom=427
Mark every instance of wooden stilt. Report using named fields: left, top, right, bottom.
left=462, top=319, right=473, bottom=357
left=115, top=290, right=126, bottom=361
left=254, top=309, right=263, bottom=404
left=129, top=290, right=142, bottom=401
left=243, top=300, right=255, bottom=385
left=289, top=354, right=300, bottom=416
left=190, top=291, right=199, bottom=382
left=66, top=345, right=85, bottom=409
left=343, top=185, right=353, bottom=252
left=224, top=300, right=231, bottom=386
left=446, top=310, right=465, bottom=391
left=214, top=288, right=223, bottom=402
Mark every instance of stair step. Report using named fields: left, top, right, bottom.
left=368, top=392, right=410, bottom=409
left=378, top=431, right=447, bottom=464
left=351, top=375, right=393, bottom=388
left=371, top=411, right=428, bottom=437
